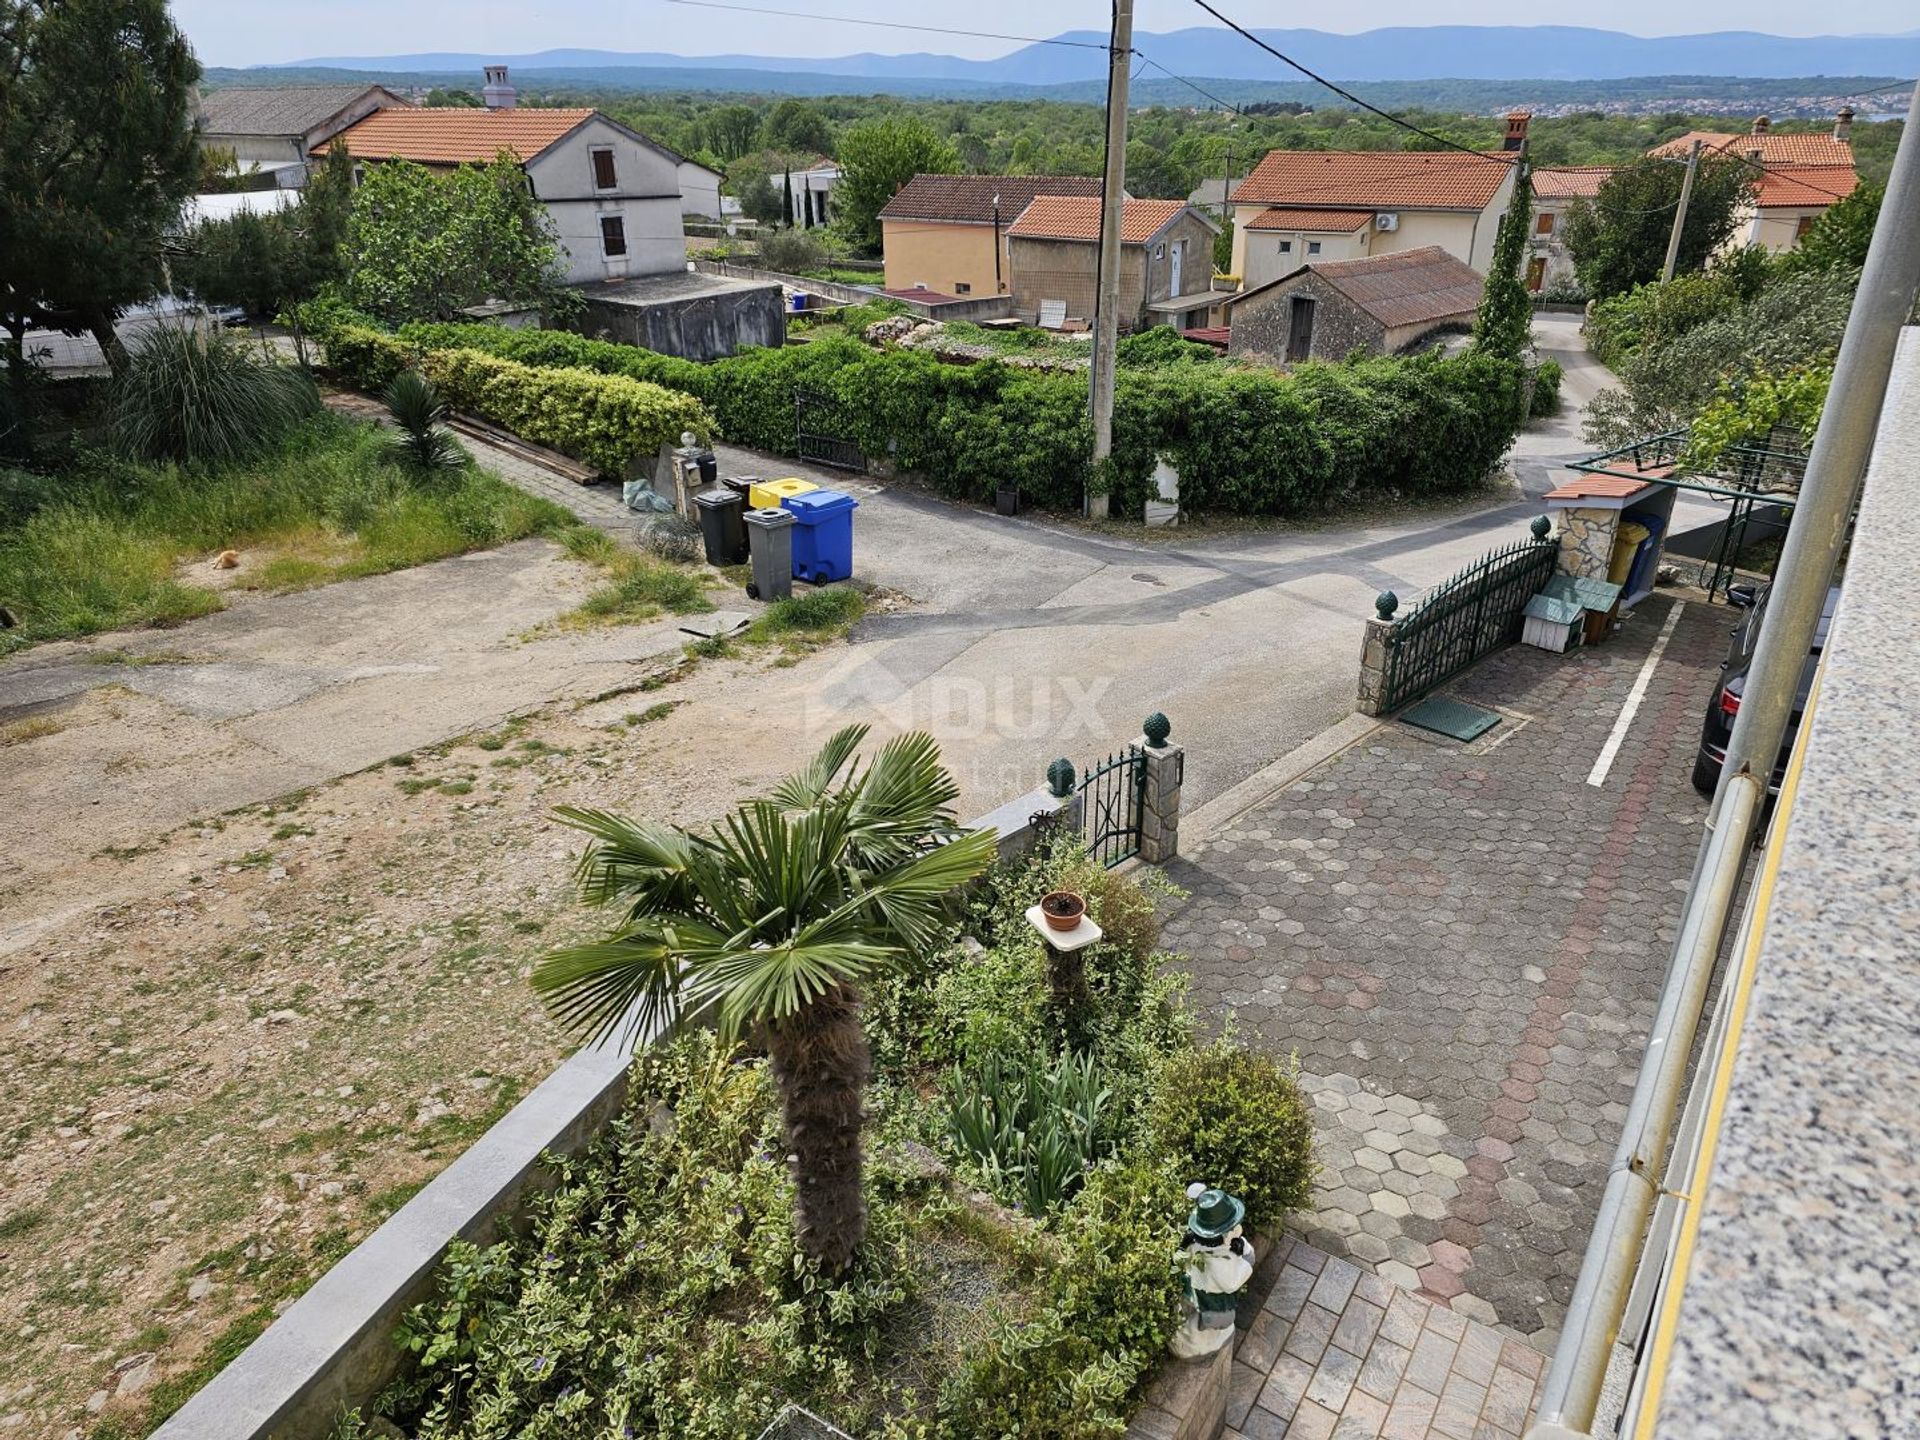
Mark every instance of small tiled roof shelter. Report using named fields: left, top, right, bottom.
left=1224, top=246, right=1483, bottom=365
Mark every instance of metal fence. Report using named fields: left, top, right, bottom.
left=1378, top=536, right=1560, bottom=713
left=793, top=388, right=866, bottom=473
left=1079, top=746, right=1145, bottom=868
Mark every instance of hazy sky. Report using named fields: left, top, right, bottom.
left=170, top=0, right=1918, bottom=68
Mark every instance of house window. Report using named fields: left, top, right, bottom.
left=1795, top=214, right=1817, bottom=241
left=1307, top=240, right=1322, bottom=255
left=599, top=214, right=627, bottom=257
left=1277, top=239, right=1293, bottom=254
left=590, top=147, right=618, bottom=191
left=1536, top=211, right=1556, bottom=235
left=954, top=282, right=971, bottom=294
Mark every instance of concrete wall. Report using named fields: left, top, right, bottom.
left=881, top=218, right=1005, bottom=298
left=691, top=258, right=1014, bottom=322
left=205, top=133, right=304, bottom=166
left=526, top=119, right=686, bottom=285
left=677, top=161, right=723, bottom=219
left=1750, top=208, right=1821, bottom=253
left=1228, top=270, right=1385, bottom=365
left=577, top=282, right=784, bottom=362
left=1528, top=199, right=1581, bottom=289
left=1145, top=212, right=1220, bottom=304
left=1008, top=218, right=1211, bottom=330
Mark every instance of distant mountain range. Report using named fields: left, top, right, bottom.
left=281, top=25, right=1920, bottom=87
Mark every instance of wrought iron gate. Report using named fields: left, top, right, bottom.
left=1079, top=745, right=1146, bottom=868
left=793, top=388, right=867, bottom=473
left=1378, top=535, right=1559, bottom=713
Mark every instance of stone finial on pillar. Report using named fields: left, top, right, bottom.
left=1139, top=714, right=1184, bottom=865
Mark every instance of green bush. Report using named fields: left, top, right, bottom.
left=111, top=325, right=319, bottom=466
left=322, top=325, right=417, bottom=393
left=1678, top=364, right=1830, bottom=471
left=368, top=321, right=1520, bottom=519
left=940, top=1153, right=1186, bottom=1439
left=1584, top=271, right=1740, bottom=369
left=1529, top=359, right=1564, bottom=418
left=1145, top=1037, right=1317, bottom=1233
left=420, top=349, right=714, bottom=477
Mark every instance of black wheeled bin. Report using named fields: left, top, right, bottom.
left=693, top=487, right=749, bottom=565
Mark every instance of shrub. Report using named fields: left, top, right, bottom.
left=1145, top=1037, right=1316, bottom=1234
left=111, top=325, right=319, bottom=465
left=756, top=227, right=829, bottom=275
left=1584, top=271, right=1739, bottom=369
left=1529, top=359, right=1563, bottom=418
left=940, top=1153, right=1186, bottom=1439
left=1115, top=326, right=1219, bottom=368
left=420, top=349, right=714, bottom=476
left=322, top=325, right=417, bottom=393
left=398, top=321, right=713, bottom=398
left=1678, top=364, right=1830, bottom=471
left=383, top=370, right=464, bottom=474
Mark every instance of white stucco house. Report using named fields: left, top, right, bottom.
left=1648, top=115, right=1859, bottom=257
left=317, top=71, right=686, bottom=286
left=1527, top=167, right=1614, bottom=292
left=1228, top=117, right=1524, bottom=291
left=674, top=155, right=726, bottom=219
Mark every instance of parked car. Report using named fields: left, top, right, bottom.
left=1692, top=581, right=1839, bottom=796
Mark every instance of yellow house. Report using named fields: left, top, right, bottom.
left=879, top=173, right=1104, bottom=299
left=1648, top=115, right=1859, bottom=256
left=1228, top=147, right=1516, bottom=291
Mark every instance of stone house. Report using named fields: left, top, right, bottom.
left=1225, top=247, right=1484, bottom=365
left=1527, top=167, right=1614, bottom=292
left=317, top=70, right=686, bottom=287
left=195, top=83, right=408, bottom=184
left=879, top=174, right=1105, bottom=299
left=1005, top=196, right=1221, bottom=331
left=1228, top=132, right=1519, bottom=290
left=1648, top=114, right=1859, bottom=256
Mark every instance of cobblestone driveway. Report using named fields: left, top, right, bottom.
left=1161, top=597, right=1727, bottom=1345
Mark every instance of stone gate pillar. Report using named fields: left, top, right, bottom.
left=1138, top=713, right=1184, bottom=865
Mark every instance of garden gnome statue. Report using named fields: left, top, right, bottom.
left=1171, top=1182, right=1255, bottom=1358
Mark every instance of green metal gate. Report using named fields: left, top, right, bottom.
left=793, top=388, right=866, bottom=473
left=1079, top=746, right=1146, bottom=868
left=1378, top=533, right=1559, bottom=713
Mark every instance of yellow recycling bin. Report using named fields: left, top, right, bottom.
left=748, top=477, right=819, bottom=511
left=1608, top=522, right=1650, bottom=587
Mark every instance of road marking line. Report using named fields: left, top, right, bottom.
left=1587, top=601, right=1686, bottom=788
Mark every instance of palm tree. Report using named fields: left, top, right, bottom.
left=533, top=726, right=997, bottom=1270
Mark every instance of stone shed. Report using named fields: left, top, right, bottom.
left=1225, top=246, right=1483, bottom=365
left=1006, top=196, right=1220, bottom=331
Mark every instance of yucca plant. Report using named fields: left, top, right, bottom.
left=111, top=323, right=318, bottom=465
left=383, top=368, right=464, bottom=473
left=534, top=725, right=997, bottom=1270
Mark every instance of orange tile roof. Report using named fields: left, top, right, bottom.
left=1753, top=164, right=1859, bottom=208
left=1245, top=207, right=1373, bottom=231
left=316, top=106, right=595, bottom=164
left=1005, top=195, right=1195, bottom=245
left=1650, top=130, right=1853, bottom=166
left=1532, top=166, right=1616, bottom=200
left=1545, top=474, right=1660, bottom=502
left=1231, top=150, right=1511, bottom=212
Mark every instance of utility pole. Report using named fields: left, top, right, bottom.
left=1660, top=138, right=1702, bottom=282
left=1087, top=0, right=1134, bottom=521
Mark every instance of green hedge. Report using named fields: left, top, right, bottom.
left=329, top=321, right=1520, bottom=517
left=322, top=328, right=713, bottom=477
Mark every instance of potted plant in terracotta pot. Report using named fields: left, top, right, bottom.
left=1040, top=889, right=1086, bottom=932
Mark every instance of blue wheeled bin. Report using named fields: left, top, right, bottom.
left=782, top=489, right=859, bottom=584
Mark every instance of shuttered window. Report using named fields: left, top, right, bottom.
left=600, top=215, right=627, bottom=257
left=591, top=148, right=618, bottom=190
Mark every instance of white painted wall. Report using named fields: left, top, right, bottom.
left=678, top=161, right=723, bottom=219
left=1240, top=225, right=1369, bottom=289
left=525, top=118, right=686, bottom=284
left=1232, top=169, right=1512, bottom=287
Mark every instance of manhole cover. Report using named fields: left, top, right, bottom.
left=1401, top=696, right=1501, bottom=742
left=757, top=1405, right=855, bottom=1440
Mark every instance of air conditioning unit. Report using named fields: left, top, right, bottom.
left=1375, top=213, right=1400, bottom=233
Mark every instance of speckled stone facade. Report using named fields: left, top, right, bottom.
left=1553, top=507, right=1619, bottom=580
left=1357, top=616, right=1396, bottom=716
left=1139, top=740, right=1185, bottom=864
left=1229, top=270, right=1386, bottom=365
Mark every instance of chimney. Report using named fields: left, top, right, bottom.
left=1751, top=115, right=1771, bottom=135
left=1503, top=110, right=1532, bottom=153
left=1835, top=106, right=1855, bottom=143
left=482, top=64, right=516, bottom=110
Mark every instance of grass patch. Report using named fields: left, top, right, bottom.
left=623, top=702, right=676, bottom=727
left=0, top=715, right=63, bottom=746
left=0, top=1206, right=47, bottom=1240
left=561, top=547, right=715, bottom=629
left=745, top=585, right=867, bottom=646
left=0, top=414, right=574, bottom=656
